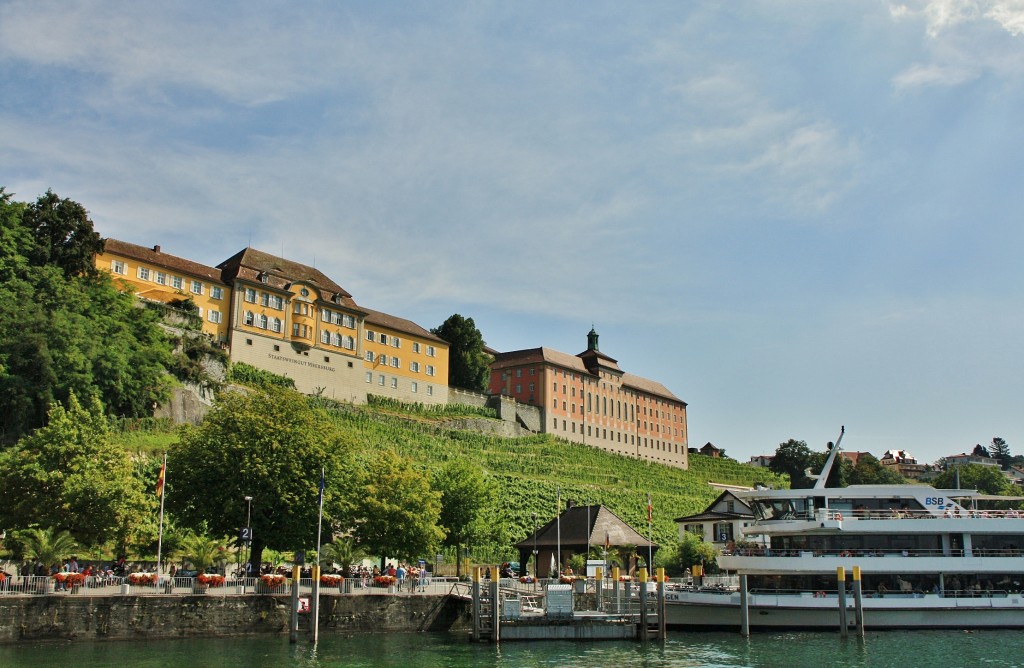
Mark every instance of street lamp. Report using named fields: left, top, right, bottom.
left=244, top=496, right=253, bottom=577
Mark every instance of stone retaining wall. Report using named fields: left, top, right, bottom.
left=0, top=594, right=471, bottom=644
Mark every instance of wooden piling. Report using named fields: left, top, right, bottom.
left=471, top=566, right=481, bottom=642
left=852, top=566, right=864, bottom=637
left=289, top=565, right=299, bottom=644
left=638, top=568, right=649, bottom=642
left=837, top=567, right=848, bottom=639
left=739, top=574, right=749, bottom=636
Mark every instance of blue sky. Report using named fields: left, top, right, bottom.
left=3, top=1, right=1023, bottom=466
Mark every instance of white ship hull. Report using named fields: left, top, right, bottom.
left=665, top=589, right=1024, bottom=630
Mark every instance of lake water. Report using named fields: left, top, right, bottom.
left=1, top=630, right=1021, bottom=667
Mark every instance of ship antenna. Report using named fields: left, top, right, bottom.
left=808, top=426, right=845, bottom=489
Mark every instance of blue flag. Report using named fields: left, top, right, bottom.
left=318, top=468, right=325, bottom=507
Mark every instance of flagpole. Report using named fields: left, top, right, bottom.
left=313, top=466, right=325, bottom=645
left=556, top=486, right=561, bottom=577
left=156, top=454, right=167, bottom=580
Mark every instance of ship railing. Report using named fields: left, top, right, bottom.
left=733, top=548, right=962, bottom=558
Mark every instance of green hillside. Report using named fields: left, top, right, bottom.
left=313, top=399, right=787, bottom=553
left=112, top=398, right=788, bottom=559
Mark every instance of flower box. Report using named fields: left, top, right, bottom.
left=197, top=573, right=225, bottom=587
left=128, top=573, right=157, bottom=586
left=320, top=574, right=344, bottom=588
left=257, top=574, right=287, bottom=594
left=373, top=575, right=397, bottom=587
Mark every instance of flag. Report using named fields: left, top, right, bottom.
left=318, top=468, right=325, bottom=506
left=647, top=493, right=652, bottom=524
left=156, top=460, right=166, bottom=498
left=604, top=532, right=610, bottom=551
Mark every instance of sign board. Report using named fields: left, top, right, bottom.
left=239, top=527, right=253, bottom=543
left=297, top=596, right=310, bottom=614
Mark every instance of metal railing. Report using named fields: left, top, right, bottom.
left=0, top=573, right=465, bottom=597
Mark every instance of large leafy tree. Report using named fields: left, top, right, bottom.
left=0, top=395, right=151, bottom=552
left=350, top=450, right=445, bottom=563
left=846, top=453, right=906, bottom=485
left=22, top=189, right=104, bottom=278
left=168, top=387, right=351, bottom=573
left=431, top=314, right=490, bottom=392
left=932, top=463, right=1013, bottom=496
left=769, top=439, right=815, bottom=488
left=0, top=188, right=173, bottom=442
left=432, top=459, right=499, bottom=576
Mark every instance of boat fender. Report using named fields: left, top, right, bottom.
left=835, top=513, right=843, bottom=521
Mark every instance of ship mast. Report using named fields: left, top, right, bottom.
left=808, top=426, right=845, bottom=489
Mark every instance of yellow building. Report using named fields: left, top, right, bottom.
left=97, top=240, right=232, bottom=342
left=97, top=240, right=449, bottom=405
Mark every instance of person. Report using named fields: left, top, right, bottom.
left=877, top=582, right=888, bottom=597
left=418, top=565, right=428, bottom=592
left=396, top=563, right=406, bottom=592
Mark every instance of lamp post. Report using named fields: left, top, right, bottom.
left=531, top=513, right=538, bottom=572
left=532, top=512, right=538, bottom=589
left=244, top=495, right=253, bottom=577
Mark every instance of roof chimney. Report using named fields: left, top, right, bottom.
left=153, top=245, right=161, bottom=253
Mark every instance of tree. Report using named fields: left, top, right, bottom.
left=177, top=534, right=226, bottom=574
left=320, top=537, right=367, bottom=577
left=0, top=395, right=151, bottom=552
left=846, top=453, right=906, bottom=485
left=675, top=531, right=718, bottom=574
left=21, top=189, right=104, bottom=278
left=990, top=437, right=1012, bottom=470
left=769, top=439, right=814, bottom=488
left=432, top=459, right=499, bottom=576
left=19, top=527, right=78, bottom=570
left=431, top=314, right=490, bottom=392
left=972, top=443, right=991, bottom=458
left=350, top=450, right=445, bottom=563
left=932, top=464, right=1012, bottom=496
left=168, top=387, right=351, bottom=573
left=0, top=190, right=173, bottom=442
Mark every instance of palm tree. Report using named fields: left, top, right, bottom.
left=320, top=537, right=366, bottom=577
left=177, top=534, right=225, bottom=574
left=20, top=527, right=77, bottom=570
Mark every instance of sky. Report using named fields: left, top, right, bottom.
left=2, top=1, right=1023, bottom=466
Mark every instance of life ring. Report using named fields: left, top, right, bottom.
left=835, top=513, right=843, bottom=521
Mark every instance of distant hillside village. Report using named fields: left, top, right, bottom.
left=97, top=239, right=690, bottom=469
left=746, top=446, right=1024, bottom=488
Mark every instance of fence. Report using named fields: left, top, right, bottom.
left=0, top=574, right=464, bottom=598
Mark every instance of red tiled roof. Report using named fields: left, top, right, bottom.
left=491, top=348, right=684, bottom=404
left=363, top=308, right=447, bottom=344
left=103, top=239, right=226, bottom=284
left=217, top=247, right=357, bottom=307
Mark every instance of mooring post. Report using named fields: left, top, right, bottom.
left=852, top=566, right=864, bottom=637
left=595, top=567, right=604, bottom=611
left=490, top=566, right=500, bottom=642
left=612, top=567, right=621, bottom=615
left=471, top=566, right=481, bottom=642
left=837, top=566, right=848, bottom=639
left=740, top=573, right=750, bottom=637
left=289, top=564, right=300, bottom=644
left=638, top=567, right=649, bottom=642
left=311, top=565, right=321, bottom=643
left=656, top=567, right=667, bottom=641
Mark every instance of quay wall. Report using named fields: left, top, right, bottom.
left=0, top=594, right=471, bottom=644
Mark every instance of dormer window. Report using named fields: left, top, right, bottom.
left=258, top=272, right=269, bottom=284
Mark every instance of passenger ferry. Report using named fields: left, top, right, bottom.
left=665, top=432, right=1024, bottom=629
